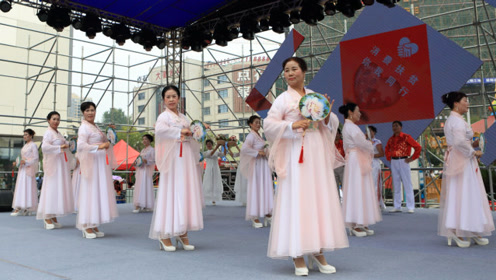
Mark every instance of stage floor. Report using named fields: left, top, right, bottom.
left=1, top=204, right=495, bottom=280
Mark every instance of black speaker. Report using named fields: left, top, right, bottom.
left=0, top=189, right=13, bottom=212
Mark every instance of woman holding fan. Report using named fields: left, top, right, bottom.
left=11, top=129, right=39, bottom=216
left=438, top=91, right=494, bottom=247
left=264, top=57, right=348, bottom=276
left=77, top=102, right=118, bottom=239
left=149, top=85, right=204, bottom=252
left=37, top=111, right=74, bottom=229
left=338, top=103, right=382, bottom=237
left=133, top=134, right=156, bottom=213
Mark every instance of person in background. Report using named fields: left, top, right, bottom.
left=368, top=126, right=386, bottom=210
left=438, top=91, right=494, bottom=247
left=202, top=139, right=225, bottom=206
left=133, top=134, right=156, bottom=213
left=11, top=129, right=39, bottom=216
left=385, top=121, right=421, bottom=213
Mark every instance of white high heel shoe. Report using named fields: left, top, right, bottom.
left=447, top=236, right=470, bottom=248
left=44, top=219, right=55, bottom=230
left=159, top=239, right=176, bottom=252
left=264, top=216, right=272, bottom=227
left=472, top=236, right=489, bottom=246
left=350, top=228, right=366, bottom=237
left=93, top=228, right=104, bottom=238
left=52, top=218, right=62, bottom=229
left=251, top=219, right=263, bottom=228
left=308, top=255, right=336, bottom=274
left=361, top=227, right=374, bottom=236
left=176, top=236, right=195, bottom=251
left=293, top=259, right=309, bottom=276
left=82, top=229, right=97, bottom=239
left=10, top=210, right=21, bottom=216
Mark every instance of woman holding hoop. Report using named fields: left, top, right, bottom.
left=133, top=134, right=156, bottom=213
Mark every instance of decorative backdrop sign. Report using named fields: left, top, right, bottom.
left=308, top=3, right=482, bottom=165
left=340, top=24, right=434, bottom=124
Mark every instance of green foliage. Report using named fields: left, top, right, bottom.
left=101, top=108, right=131, bottom=129
left=116, top=126, right=154, bottom=152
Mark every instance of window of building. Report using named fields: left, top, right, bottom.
left=238, top=133, right=246, bottom=142
left=217, top=75, right=228, bottom=84
left=202, top=107, right=211, bottom=116
left=218, top=104, right=228, bottom=113
left=218, top=89, right=228, bottom=99
left=138, top=118, right=145, bottom=125
left=138, top=92, right=145, bottom=100
left=202, top=92, right=210, bottom=101
left=137, top=105, right=145, bottom=112
left=203, top=79, right=210, bottom=87
left=219, top=119, right=229, bottom=128
left=238, top=119, right=247, bottom=126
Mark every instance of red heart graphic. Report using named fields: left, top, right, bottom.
left=353, top=62, right=401, bottom=109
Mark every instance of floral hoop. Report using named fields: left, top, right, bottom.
left=190, top=120, right=207, bottom=142
left=298, top=92, right=331, bottom=121
left=106, top=127, right=118, bottom=144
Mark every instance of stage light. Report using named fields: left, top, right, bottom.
left=0, top=0, right=11, bottom=13
left=336, top=0, right=362, bottom=18
left=81, top=13, right=102, bottom=39
left=228, top=27, right=239, bottom=40
left=260, top=19, right=269, bottom=31
left=300, top=0, right=324, bottom=26
left=136, top=29, right=157, bottom=51
left=289, top=10, right=301, bottom=24
left=213, top=22, right=230, bottom=47
left=203, top=31, right=213, bottom=45
left=37, top=8, right=49, bottom=22
left=131, top=32, right=141, bottom=43
left=156, top=38, right=166, bottom=49
left=240, top=16, right=260, bottom=40
left=46, top=6, right=71, bottom=32
left=324, top=1, right=337, bottom=16
left=269, top=8, right=291, bottom=34
left=103, top=26, right=113, bottom=37
left=110, top=23, right=131, bottom=46
left=376, top=0, right=400, bottom=8
left=363, top=0, right=375, bottom=5
left=72, top=19, right=82, bottom=30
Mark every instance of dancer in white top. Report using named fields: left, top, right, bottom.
left=11, top=129, right=39, bottom=216
left=438, top=91, right=495, bottom=247
left=37, top=111, right=74, bottom=229
left=339, top=103, right=382, bottom=237
left=149, top=85, right=206, bottom=252
left=202, top=139, right=225, bottom=205
left=240, top=115, right=273, bottom=228
left=77, top=102, right=118, bottom=239
left=133, top=134, right=156, bottom=213
left=368, top=126, right=386, bottom=210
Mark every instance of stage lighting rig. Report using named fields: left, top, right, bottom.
left=46, top=6, right=71, bottom=32
left=269, top=8, right=291, bottom=34
left=37, top=8, right=49, bottom=22
left=81, top=13, right=102, bottom=39
left=336, top=0, right=362, bottom=18
left=213, top=21, right=230, bottom=47
left=363, top=0, right=375, bottom=5
left=289, top=10, right=301, bottom=24
left=110, top=23, right=131, bottom=46
left=240, top=16, right=261, bottom=40
left=300, top=0, right=324, bottom=26
left=324, top=1, right=337, bottom=16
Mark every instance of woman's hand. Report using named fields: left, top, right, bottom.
left=292, top=119, right=311, bottom=130
left=203, top=123, right=211, bottom=130
left=60, top=144, right=69, bottom=149
left=20, top=160, right=26, bottom=166
left=258, top=150, right=266, bottom=157
left=98, top=142, right=110, bottom=150
left=475, top=151, right=483, bottom=158
left=181, top=128, right=192, bottom=137
left=324, top=95, right=334, bottom=124
left=143, top=159, right=148, bottom=164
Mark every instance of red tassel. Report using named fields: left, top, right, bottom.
left=298, top=145, right=304, bottom=163
left=106, top=154, right=109, bottom=165
left=12, top=169, right=14, bottom=177
left=64, top=152, right=68, bottom=162
left=180, top=141, right=183, bottom=157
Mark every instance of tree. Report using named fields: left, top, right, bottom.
left=117, top=126, right=154, bottom=152
left=101, top=108, right=131, bottom=129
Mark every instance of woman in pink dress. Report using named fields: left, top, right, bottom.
left=37, top=111, right=74, bottom=229
left=77, top=102, right=118, bottom=239
left=264, top=57, right=348, bottom=276
left=339, top=103, right=382, bottom=237
left=438, top=91, right=495, bottom=247
left=149, top=85, right=204, bottom=252
left=240, top=115, right=273, bottom=228
left=11, top=129, right=39, bottom=216
left=133, top=134, right=156, bottom=213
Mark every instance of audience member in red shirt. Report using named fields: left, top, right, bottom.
left=385, top=121, right=421, bottom=213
